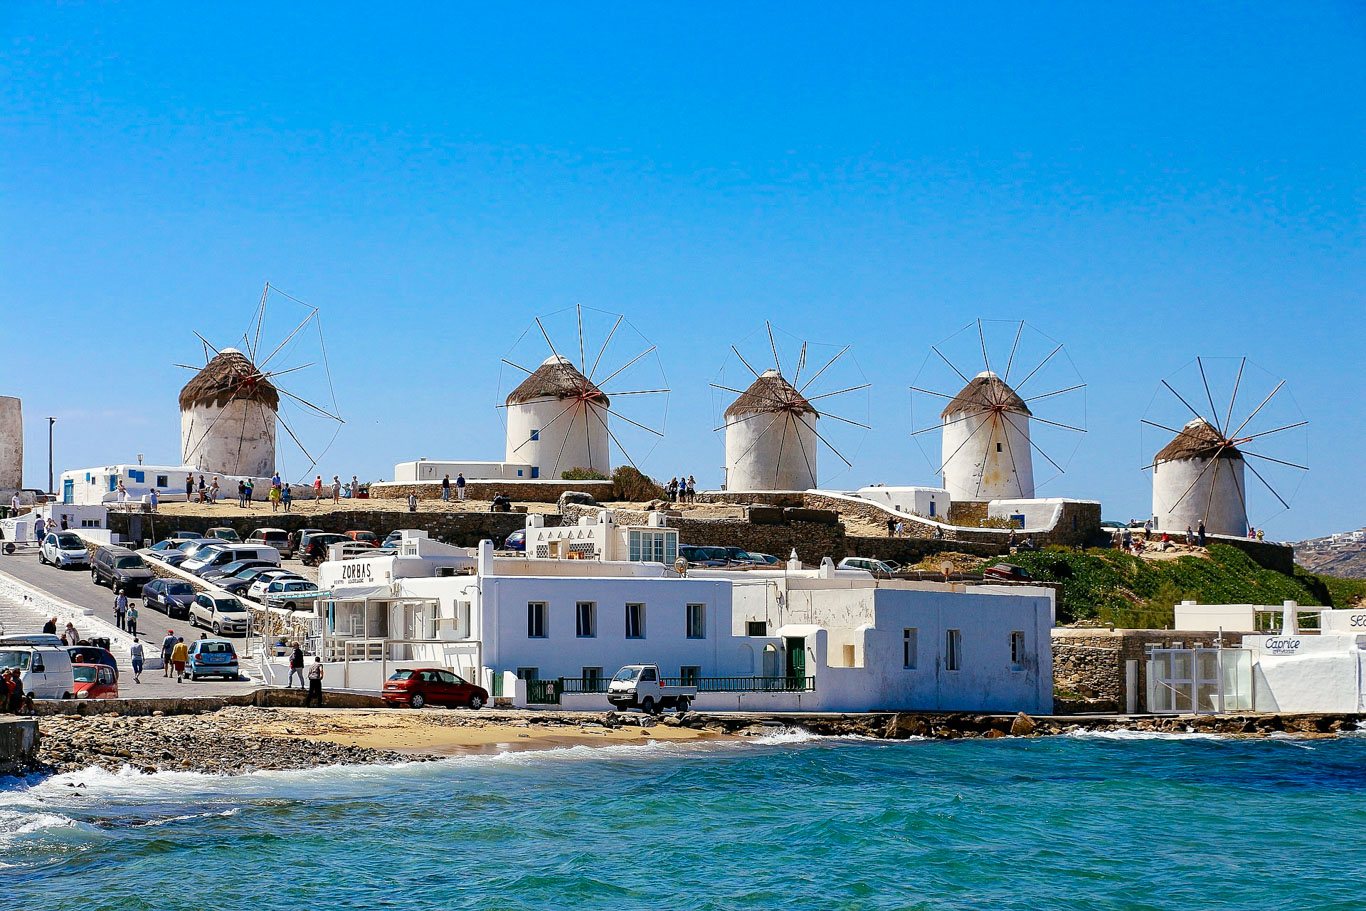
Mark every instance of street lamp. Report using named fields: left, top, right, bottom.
left=47, top=417, right=54, bottom=495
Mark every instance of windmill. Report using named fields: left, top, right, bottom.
left=176, top=283, right=343, bottom=481
left=497, top=305, right=669, bottom=480
left=1142, top=357, right=1307, bottom=536
left=910, top=320, right=1086, bottom=501
left=710, top=322, right=870, bottom=491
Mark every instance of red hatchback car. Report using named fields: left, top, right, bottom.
left=72, top=663, right=119, bottom=699
left=383, top=668, right=488, bottom=710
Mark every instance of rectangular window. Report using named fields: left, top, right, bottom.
left=747, top=620, right=767, bottom=637
left=156, top=475, right=168, bottom=487
left=582, top=666, right=602, bottom=689
left=903, top=628, right=918, bottom=669
left=629, top=529, right=678, bottom=564
left=945, top=629, right=962, bottom=672
left=527, top=602, right=547, bottom=639
left=516, top=667, right=539, bottom=682
left=680, top=666, right=701, bottom=686
left=1010, top=631, right=1026, bottom=669
left=576, top=601, right=597, bottom=638
left=530, top=429, right=540, bottom=441
left=625, top=603, right=646, bottom=639
left=686, top=604, right=706, bottom=639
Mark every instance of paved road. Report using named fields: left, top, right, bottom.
left=0, top=550, right=258, bottom=697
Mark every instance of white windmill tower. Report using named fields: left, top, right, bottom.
left=176, top=283, right=344, bottom=481
left=712, top=323, right=869, bottom=491
left=499, top=306, right=669, bottom=481
left=911, top=320, right=1086, bottom=503
left=1143, top=358, right=1307, bottom=536
left=0, top=395, right=21, bottom=492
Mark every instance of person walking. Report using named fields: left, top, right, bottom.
left=331, top=476, right=341, bottom=503
left=1143, top=518, right=1153, bottom=542
left=185, top=474, right=194, bottom=500
left=1197, top=521, right=1206, bottom=548
left=127, top=601, right=138, bottom=637
left=281, top=484, right=292, bottom=512
left=244, top=478, right=254, bottom=507
left=287, top=642, right=306, bottom=689
left=407, top=492, right=418, bottom=513
left=64, top=622, right=80, bottom=645
left=886, top=516, right=896, bottom=537
left=171, top=637, right=189, bottom=683
left=237, top=480, right=247, bottom=508
left=441, top=474, right=451, bottom=502
left=33, top=516, right=45, bottom=540
left=161, top=630, right=177, bottom=677
left=211, top=477, right=220, bottom=503
left=456, top=473, right=466, bottom=501
left=129, top=636, right=144, bottom=683
left=314, top=475, right=323, bottom=500
left=304, top=657, right=324, bottom=707
left=115, top=592, right=128, bottom=631
left=269, top=484, right=281, bottom=513
left=42, top=616, right=57, bottom=635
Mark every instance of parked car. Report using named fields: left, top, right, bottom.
left=67, top=645, right=118, bottom=678
left=678, top=545, right=731, bottom=567
left=90, top=546, right=155, bottom=594
left=205, top=527, right=242, bottom=543
left=165, top=539, right=226, bottom=568
left=300, top=533, right=349, bottom=566
left=246, top=528, right=292, bottom=558
left=141, top=578, right=196, bottom=619
left=382, top=668, right=487, bottom=709
left=185, top=638, right=240, bottom=680
left=39, top=532, right=91, bottom=569
left=503, top=530, right=526, bottom=552
left=0, top=645, right=75, bottom=699
left=983, top=563, right=1034, bottom=582
left=337, top=542, right=378, bottom=559
left=290, top=527, right=325, bottom=552
left=837, top=557, right=900, bottom=576
left=200, top=558, right=274, bottom=582
left=171, top=530, right=203, bottom=539
left=246, top=570, right=305, bottom=601
left=71, top=663, right=119, bottom=699
left=158, top=540, right=202, bottom=567
left=190, top=593, right=251, bottom=636
left=719, top=546, right=761, bottom=565
left=140, top=538, right=195, bottom=559
left=344, top=530, right=380, bottom=547
left=742, top=551, right=780, bottom=566
left=607, top=664, right=695, bottom=714
left=183, top=545, right=281, bottom=576
left=220, top=565, right=282, bottom=595
left=263, top=579, right=320, bottom=609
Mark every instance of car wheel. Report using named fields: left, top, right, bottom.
left=410, top=693, right=426, bottom=709
left=640, top=697, right=656, bottom=715
left=38, top=551, right=45, bottom=565
left=91, top=569, right=100, bottom=585
left=212, top=622, right=221, bottom=636
left=676, top=698, right=690, bottom=714
left=467, top=693, right=484, bottom=710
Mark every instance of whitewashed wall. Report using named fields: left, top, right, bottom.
left=725, top=411, right=818, bottom=491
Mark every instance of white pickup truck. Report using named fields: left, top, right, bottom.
left=607, top=664, right=697, bottom=714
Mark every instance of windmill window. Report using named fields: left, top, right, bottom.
left=996, top=442, right=1002, bottom=452
left=530, top=429, right=540, bottom=441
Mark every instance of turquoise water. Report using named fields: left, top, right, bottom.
left=4, top=730, right=1366, bottom=910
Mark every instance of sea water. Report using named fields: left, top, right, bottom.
left=3, top=730, right=1366, bottom=910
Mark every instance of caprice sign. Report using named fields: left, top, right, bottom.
left=1263, top=637, right=1301, bottom=655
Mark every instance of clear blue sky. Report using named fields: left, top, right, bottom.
left=2, top=3, right=1362, bottom=540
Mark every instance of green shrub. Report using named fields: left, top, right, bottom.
left=611, top=465, right=664, bottom=501
left=561, top=467, right=609, bottom=481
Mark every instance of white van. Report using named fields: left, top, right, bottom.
left=0, top=646, right=76, bottom=699
left=183, top=545, right=281, bottom=575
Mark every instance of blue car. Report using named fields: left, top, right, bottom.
left=504, top=530, right=526, bottom=552
left=186, top=638, right=240, bottom=681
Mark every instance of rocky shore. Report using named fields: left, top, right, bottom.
left=18, top=705, right=1366, bottom=777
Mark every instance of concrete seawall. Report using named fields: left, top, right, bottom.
left=0, top=716, right=40, bottom=773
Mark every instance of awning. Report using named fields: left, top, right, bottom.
left=272, top=590, right=331, bottom=601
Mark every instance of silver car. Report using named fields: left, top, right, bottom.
left=189, top=593, right=252, bottom=637
left=39, top=532, right=91, bottom=569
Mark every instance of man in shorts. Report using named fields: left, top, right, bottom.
left=161, top=630, right=177, bottom=677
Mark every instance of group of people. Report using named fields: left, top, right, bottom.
left=666, top=476, right=696, bottom=502
left=440, top=473, right=468, bottom=502
left=28, top=513, right=71, bottom=541
left=41, top=616, right=84, bottom=646
left=112, top=593, right=139, bottom=635
left=0, top=668, right=33, bottom=714
left=286, top=641, right=326, bottom=706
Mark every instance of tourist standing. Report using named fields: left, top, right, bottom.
left=186, top=475, right=194, bottom=500
left=161, top=630, right=177, bottom=677
left=314, top=475, right=323, bottom=500
left=236, top=480, right=246, bottom=508
left=269, top=484, right=281, bottom=512
left=687, top=476, right=696, bottom=502
left=304, top=657, right=324, bottom=707
left=129, top=636, right=144, bottom=683
left=1197, top=521, right=1206, bottom=547
left=211, top=477, right=220, bottom=503
left=33, top=516, right=45, bottom=540
left=9, top=492, right=19, bottom=516
left=1143, top=518, right=1153, bottom=541
left=1185, top=525, right=1194, bottom=545
left=288, top=642, right=306, bottom=688
left=281, top=484, right=292, bottom=512
left=407, top=492, right=418, bottom=512
left=115, top=592, right=128, bottom=631
left=60, top=515, right=68, bottom=531
left=64, top=622, right=79, bottom=645
left=886, top=516, right=896, bottom=537
left=42, top=617, right=57, bottom=635
left=332, top=476, right=341, bottom=502
left=441, top=474, right=451, bottom=501
left=149, top=488, right=158, bottom=513
left=127, top=602, right=138, bottom=637
left=895, top=519, right=904, bottom=537
left=456, top=473, right=466, bottom=501
left=171, top=637, right=188, bottom=683
left=351, top=476, right=359, bottom=499
left=244, top=478, right=255, bottom=507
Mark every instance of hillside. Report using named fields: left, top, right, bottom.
left=1293, top=531, right=1366, bottom=580
left=981, top=544, right=1366, bottom=626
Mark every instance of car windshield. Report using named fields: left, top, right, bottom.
left=165, top=582, right=194, bottom=595
left=177, top=541, right=198, bottom=552
left=72, top=666, right=98, bottom=683
left=199, top=642, right=235, bottom=654
left=612, top=667, right=642, bottom=683
left=114, top=556, right=146, bottom=569
left=57, top=534, right=83, bottom=549
left=214, top=599, right=247, bottom=612
left=236, top=567, right=268, bottom=580
left=388, top=670, right=415, bottom=681
left=283, top=582, right=316, bottom=591
left=0, top=650, right=31, bottom=670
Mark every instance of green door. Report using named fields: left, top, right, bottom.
left=784, top=637, right=806, bottom=684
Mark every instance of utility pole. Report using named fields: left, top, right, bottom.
left=47, top=417, right=55, bottom=495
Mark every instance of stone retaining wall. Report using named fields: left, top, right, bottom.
left=1051, top=628, right=1244, bottom=713
left=693, top=491, right=808, bottom=508
left=0, top=717, right=39, bottom=773
left=369, top=479, right=615, bottom=503
left=802, top=493, right=1101, bottom=548
left=32, top=688, right=390, bottom=717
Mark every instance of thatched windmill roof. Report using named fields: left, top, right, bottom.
left=940, top=371, right=1030, bottom=419
left=506, top=355, right=609, bottom=407
left=725, top=369, right=817, bottom=419
left=178, top=348, right=280, bottom=411
left=1155, top=418, right=1241, bottom=462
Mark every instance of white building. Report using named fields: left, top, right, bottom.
left=298, top=513, right=1056, bottom=713
left=504, top=355, right=610, bottom=480
left=393, top=459, right=536, bottom=483
left=1152, top=418, right=1247, bottom=536
left=941, top=371, right=1034, bottom=501
left=179, top=348, right=278, bottom=479
left=854, top=486, right=950, bottom=521
left=59, top=463, right=273, bottom=506
left=723, top=370, right=819, bottom=492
